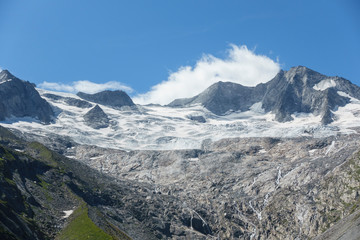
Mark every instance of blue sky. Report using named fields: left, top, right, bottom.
left=0, top=0, right=359, bottom=104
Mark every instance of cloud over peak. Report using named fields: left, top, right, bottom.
left=39, top=80, right=133, bottom=94
left=133, top=44, right=280, bottom=105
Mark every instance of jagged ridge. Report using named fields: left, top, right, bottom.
left=0, top=70, right=54, bottom=124
left=168, top=66, right=360, bottom=124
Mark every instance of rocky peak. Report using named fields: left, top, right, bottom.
left=168, top=66, right=358, bottom=124
left=77, top=90, right=135, bottom=109
left=0, top=69, right=15, bottom=82
left=284, top=66, right=329, bottom=86
left=168, top=81, right=261, bottom=115
left=0, top=70, right=54, bottom=124
left=83, top=105, right=109, bottom=129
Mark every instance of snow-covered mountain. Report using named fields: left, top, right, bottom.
left=169, top=66, right=360, bottom=124
left=0, top=67, right=360, bottom=150
left=1, top=67, right=360, bottom=239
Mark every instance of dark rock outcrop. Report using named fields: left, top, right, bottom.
left=77, top=90, right=135, bottom=109
left=83, top=105, right=109, bottom=129
left=168, top=66, right=359, bottom=124
left=0, top=70, right=54, bottom=123
left=187, top=115, right=206, bottom=123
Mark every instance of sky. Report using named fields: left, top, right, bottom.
left=0, top=0, right=359, bottom=104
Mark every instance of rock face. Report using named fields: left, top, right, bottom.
left=170, top=82, right=265, bottom=115
left=83, top=105, right=109, bottom=129
left=43, top=93, right=93, bottom=108
left=69, top=135, right=360, bottom=239
left=0, top=70, right=54, bottom=123
left=187, top=115, right=206, bottom=123
left=0, top=126, right=176, bottom=239
left=77, top=90, right=135, bottom=108
left=261, top=67, right=354, bottom=123
left=1, top=66, right=360, bottom=240
left=169, top=66, right=359, bottom=124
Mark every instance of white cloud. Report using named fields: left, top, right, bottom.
left=133, top=44, right=280, bottom=105
left=39, top=80, right=133, bottom=94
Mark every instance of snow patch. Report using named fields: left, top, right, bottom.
left=313, top=79, right=336, bottom=91
left=62, top=210, right=74, bottom=219
left=250, top=102, right=265, bottom=114
left=325, top=141, right=335, bottom=155
left=0, top=79, right=12, bottom=85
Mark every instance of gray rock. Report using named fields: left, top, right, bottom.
left=168, top=66, right=358, bottom=124
left=261, top=66, right=351, bottom=123
left=69, top=134, right=360, bottom=239
left=314, top=208, right=360, bottom=240
left=43, top=93, right=93, bottom=108
left=187, top=115, right=206, bottom=123
left=169, top=81, right=265, bottom=115
left=0, top=70, right=54, bottom=124
left=77, top=90, right=135, bottom=109
left=64, top=98, right=93, bottom=108
left=83, top=105, right=109, bottom=129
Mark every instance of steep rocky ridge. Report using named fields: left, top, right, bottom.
left=77, top=90, right=135, bottom=109
left=0, top=70, right=54, bottom=123
left=169, top=66, right=359, bottom=124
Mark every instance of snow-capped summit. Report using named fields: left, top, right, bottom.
left=0, top=67, right=360, bottom=150
left=169, top=66, right=360, bottom=124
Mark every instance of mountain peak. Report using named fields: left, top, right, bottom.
left=169, top=66, right=358, bottom=124
left=285, top=66, right=319, bottom=77
left=77, top=90, right=135, bottom=109
left=83, top=105, right=109, bottom=129
left=0, top=70, right=54, bottom=123
left=0, top=69, right=16, bottom=82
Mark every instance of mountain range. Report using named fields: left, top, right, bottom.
left=0, top=67, right=359, bottom=239
left=169, top=66, right=359, bottom=124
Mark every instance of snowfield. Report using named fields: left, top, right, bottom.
left=1, top=88, right=360, bottom=150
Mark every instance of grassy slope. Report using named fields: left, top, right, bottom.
left=0, top=126, right=132, bottom=240
left=56, top=203, right=113, bottom=240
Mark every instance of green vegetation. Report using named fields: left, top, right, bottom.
left=37, top=175, right=51, bottom=190
left=0, top=146, right=16, bottom=161
left=37, top=175, right=53, bottom=202
left=0, top=126, right=20, bottom=142
left=56, top=203, right=114, bottom=240
left=0, top=157, right=4, bottom=170
left=28, top=142, right=58, bottom=167
left=4, top=177, right=15, bottom=186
